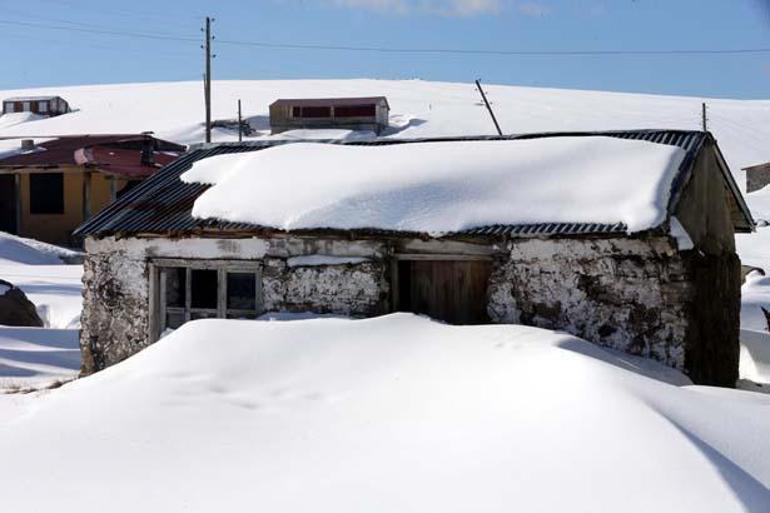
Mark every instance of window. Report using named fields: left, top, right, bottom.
left=22, top=102, right=30, bottom=112
left=334, top=104, right=376, bottom=118
left=5, top=102, right=14, bottom=113
left=292, top=105, right=331, bottom=118
left=29, top=173, right=64, bottom=214
left=156, top=262, right=263, bottom=334
left=38, top=101, right=48, bottom=113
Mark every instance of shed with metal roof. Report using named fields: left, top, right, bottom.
left=75, top=130, right=751, bottom=388
left=269, top=96, right=390, bottom=134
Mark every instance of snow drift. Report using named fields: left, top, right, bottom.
left=1, top=314, right=769, bottom=512
left=182, top=137, right=685, bottom=234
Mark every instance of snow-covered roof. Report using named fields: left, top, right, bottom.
left=183, top=137, right=683, bottom=234
left=74, top=131, right=753, bottom=239
left=3, top=95, right=65, bottom=102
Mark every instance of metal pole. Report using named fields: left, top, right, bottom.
left=475, top=79, right=503, bottom=136
left=701, top=102, right=708, bottom=132
left=238, top=99, right=243, bottom=142
left=204, top=16, right=212, bottom=143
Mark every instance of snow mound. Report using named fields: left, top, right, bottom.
left=183, top=137, right=684, bottom=234
left=0, top=231, right=80, bottom=265
left=740, top=329, right=770, bottom=385
left=1, top=314, right=769, bottom=512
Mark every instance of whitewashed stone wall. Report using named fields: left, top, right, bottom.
left=487, top=236, right=692, bottom=369
left=81, top=236, right=389, bottom=372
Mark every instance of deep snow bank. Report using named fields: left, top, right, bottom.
left=1, top=314, right=768, bottom=512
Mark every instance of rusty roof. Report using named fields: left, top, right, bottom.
left=74, top=129, right=754, bottom=240
left=0, top=134, right=186, bottom=178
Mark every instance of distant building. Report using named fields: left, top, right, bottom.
left=2, top=96, right=71, bottom=117
left=743, top=162, right=770, bottom=193
left=75, top=130, right=753, bottom=387
left=269, top=97, right=389, bottom=134
left=0, top=134, right=185, bottom=246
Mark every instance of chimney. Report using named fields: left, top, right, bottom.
left=140, top=134, right=155, bottom=166
left=20, top=139, right=35, bottom=151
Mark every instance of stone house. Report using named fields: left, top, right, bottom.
left=74, top=130, right=753, bottom=386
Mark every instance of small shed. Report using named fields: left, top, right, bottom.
left=743, top=162, right=770, bottom=193
left=2, top=96, right=71, bottom=117
left=269, top=97, right=389, bottom=134
left=74, top=130, right=754, bottom=387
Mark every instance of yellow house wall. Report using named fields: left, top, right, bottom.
left=17, top=166, right=129, bottom=246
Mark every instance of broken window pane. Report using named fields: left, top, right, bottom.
left=227, top=272, right=256, bottom=310
left=191, top=269, right=217, bottom=309
left=165, top=267, right=186, bottom=308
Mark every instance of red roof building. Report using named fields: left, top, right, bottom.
left=0, top=134, right=185, bottom=245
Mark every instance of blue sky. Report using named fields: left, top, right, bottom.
left=1, top=0, right=770, bottom=98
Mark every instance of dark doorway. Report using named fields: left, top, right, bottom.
left=0, top=175, right=17, bottom=234
left=396, top=259, right=492, bottom=325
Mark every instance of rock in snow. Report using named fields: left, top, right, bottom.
left=0, top=279, right=43, bottom=327
left=1, top=314, right=769, bottom=512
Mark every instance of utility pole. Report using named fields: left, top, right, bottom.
left=202, top=17, right=214, bottom=143
left=701, top=102, right=708, bottom=132
left=475, top=79, right=503, bottom=136
left=237, top=99, right=243, bottom=142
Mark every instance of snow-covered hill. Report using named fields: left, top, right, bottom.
left=0, top=314, right=768, bottom=512
left=0, top=79, right=768, bottom=182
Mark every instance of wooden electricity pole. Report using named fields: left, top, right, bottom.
left=203, top=16, right=213, bottom=143
left=475, top=79, right=503, bottom=136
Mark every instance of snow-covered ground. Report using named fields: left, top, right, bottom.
left=0, top=79, right=769, bottom=178
left=1, top=314, right=769, bottom=512
left=0, top=232, right=82, bottom=391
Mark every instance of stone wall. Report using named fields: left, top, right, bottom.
left=81, top=235, right=389, bottom=373
left=487, top=236, right=692, bottom=369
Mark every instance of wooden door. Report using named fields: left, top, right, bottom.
left=397, top=260, right=491, bottom=324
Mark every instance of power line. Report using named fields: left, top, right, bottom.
left=216, top=38, right=770, bottom=57
left=0, top=18, right=199, bottom=43
left=4, top=15, right=770, bottom=59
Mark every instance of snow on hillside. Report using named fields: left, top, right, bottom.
left=182, top=137, right=684, bottom=234
left=0, top=232, right=82, bottom=329
left=0, top=79, right=768, bottom=178
left=0, top=315, right=768, bottom=512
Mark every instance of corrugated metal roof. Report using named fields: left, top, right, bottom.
left=74, top=129, right=747, bottom=240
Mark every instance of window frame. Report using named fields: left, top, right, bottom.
left=150, top=259, right=264, bottom=340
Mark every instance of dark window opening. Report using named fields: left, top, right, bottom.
left=165, top=267, right=186, bottom=308
left=297, top=106, right=331, bottom=118
left=227, top=272, right=256, bottom=310
left=191, top=269, right=218, bottom=309
left=29, top=173, right=64, bottom=214
left=335, top=104, right=376, bottom=117
left=166, top=311, right=185, bottom=330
